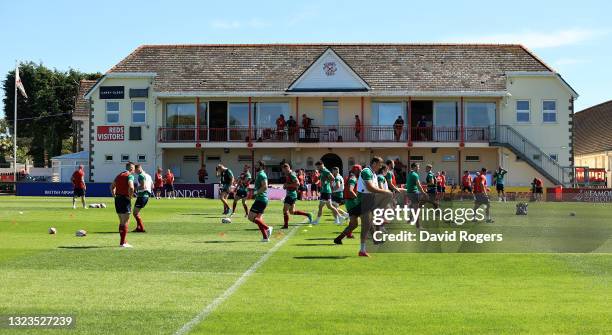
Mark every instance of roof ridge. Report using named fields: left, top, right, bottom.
left=576, top=99, right=612, bottom=113
left=134, top=43, right=526, bottom=48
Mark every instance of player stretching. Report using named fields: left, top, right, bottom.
left=110, top=162, right=135, bottom=248
left=133, top=164, right=152, bottom=233
left=231, top=172, right=249, bottom=217
left=493, top=166, right=508, bottom=202
left=334, top=165, right=362, bottom=244
left=473, top=167, right=493, bottom=223
left=216, top=164, right=234, bottom=215
left=331, top=167, right=349, bottom=220
left=312, top=161, right=342, bottom=225
left=154, top=167, right=164, bottom=199
left=248, top=161, right=273, bottom=242
left=71, top=165, right=86, bottom=209
left=460, top=170, right=473, bottom=200
left=357, top=156, right=393, bottom=257
left=281, top=163, right=312, bottom=229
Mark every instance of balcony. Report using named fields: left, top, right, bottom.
left=158, top=126, right=491, bottom=144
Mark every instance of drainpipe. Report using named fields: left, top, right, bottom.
left=248, top=97, right=253, bottom=148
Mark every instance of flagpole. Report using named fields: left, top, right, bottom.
left=13, top=62, right=18, bottom=185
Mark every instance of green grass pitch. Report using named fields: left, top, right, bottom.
left=0, top=196, right=610, bottom=334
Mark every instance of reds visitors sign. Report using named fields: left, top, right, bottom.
left=97, top=126, right=125, bottom=141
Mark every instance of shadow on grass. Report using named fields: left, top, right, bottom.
left=294, top=256, right=348, bottom=260
left=58, top=246, right=111, bottom=249
left=294, top=243, right=335, bottom=246
left=305, top=238, right=333, bottom=241
left=194, top=240, right=251, bottom=244
left=91, top=231, right=117, bottom=234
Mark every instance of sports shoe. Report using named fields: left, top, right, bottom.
left=281, top=225, right=289, bottom=229
left=306, top=213, right=313, bottom=224
left=334, top=217, right=342, bottom=225
left=72, top=205, right=76, bottom=209
left=261, top=238, right=270, bottom=242
left=120, top=243, right=133, bottom=248
left=358, top=251, right=370, bottom=257
left=311, top=218, right=320, bottom=225
left=333, top=237, right=343, bottom=245
left=267, top=227, right=273, bottom=239
left=132, top=229, right=146, bottom=233
left=227, top=209, right=233, bottom=217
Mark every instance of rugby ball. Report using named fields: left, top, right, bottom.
left=48, top=227, right=57, bottom=234
left=75, top=229, right=87, bottom=237
left=100, top=203, right=107, bottom=208
left=221, top=218, right=232, bottom=224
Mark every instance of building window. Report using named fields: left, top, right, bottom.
left=137, top=154, right=146, bottom=162
left=106, top=102, right=120, bottom=124
left=410, top=155, right=424, bottom=162
left=532, top=154, right=542, bottom=161
left=105, top=154, right=114, bottom=162
left=549, top=153, right=558, bottom=161
left=206, top=156, right=221, bottom=161
left=121, top=154, right=130, bottom=162
left=238, top=155, right=251, bottom=162
left=255, top=102, right=290, bottom=128
left=516, top=100, right=530, bottom=122
left=166, top=103, right=196, bottom=128
left=129, top=126, right=142, bottom=140
left=465, top=155, right=480, bottom=162
left=306, top=157, right=314, bottom=167
left=183, top=155, right=198, bottom=162
left=322, top=100, right=339, bottom=127
left=543, top=100, right=557, bottom=123
left=132, top=101, right=146, bottom=124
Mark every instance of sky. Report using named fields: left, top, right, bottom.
left=1, top=0, right=611, bottom=116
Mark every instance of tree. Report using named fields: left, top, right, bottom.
left=2, top=62, right=101, bottom=167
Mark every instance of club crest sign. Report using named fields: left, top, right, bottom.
left=323, top=62, right=337, bottom=76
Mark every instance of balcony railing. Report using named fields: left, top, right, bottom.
left=158, top=126, right=491, bottom=143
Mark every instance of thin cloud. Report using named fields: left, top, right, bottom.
left=210, top=18, right=269, bottom=30
left=446, top=28, right=607, bottom=48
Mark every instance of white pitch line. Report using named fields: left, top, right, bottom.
left=174, top=226, right=298, bottom=335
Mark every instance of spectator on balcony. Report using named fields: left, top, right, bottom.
left=302, top=114, right=313, bottom=139
left=287, top=116, right=297, bottom=141
left=417, top=115, right=429, bottom=141
left=276, top=114, right=286, bottom=141
left=393, top=116, right=405, bottom=141
left=354, top=115, right=362, bottom=140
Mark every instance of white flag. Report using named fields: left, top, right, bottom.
left=15, top=67, right=28, bottom=98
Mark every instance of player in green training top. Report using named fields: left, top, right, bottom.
left=493, top=166, right=508, bottom=202
left=216, top=164, right=234, bottom=216
left=133, top=164, right=152, bottom=233
left=312, top=161, right=343, bottom=225
left=424, top=164, right=440, bottom=209
left=248, top=161, right=273, bottom=242
left=357, top=156, right=393, bottom=257
left=334, top=165, right=362, bottom=244
left=281, top=163, right=312, bottom=229
left=331, top=167, right=349, bottom=220
left=406, top=163, right=427, bottom=229
left=231, top=172, right=250, bottom=217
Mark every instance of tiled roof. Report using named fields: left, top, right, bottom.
left=74, top=79, right=96, bottom=117
left=574, top=100, right=612, bottom=155
left=106, top=44, right=552, bottom=93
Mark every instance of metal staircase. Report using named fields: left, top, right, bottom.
left=489, top=125, right=570, bottom=186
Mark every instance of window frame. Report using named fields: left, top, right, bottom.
left=105, top=101, right=120, bottom=124
left=104, top=154, right=114, bottom=163
left=137, top=154, right=147, bottom=162
left=131, top=100, right=147, bottom=124
left=542, top=99, right=557, bottom=123
left=515, top=99, right=531, bottom=123
left=465, top=155, right=480, bottom=162
left=120, top=154, right=130, bottom=163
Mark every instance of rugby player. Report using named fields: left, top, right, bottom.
left=334, top=165, right=362, bottom=244
left=71, top=165, right=86, bottom=209
left=493, top=166, right=508, bottom=202
left=110, top=162, right=136, bottom=248
left=473, top=167, right=493, bottom=222
left=460, top=170, right=473, bottom=200
left=423, top=164, right=440, bottom=209
left=154, top=167, right=164, bottom=199
left=331, top=167, right=349, bottom=221
left=231, top=172, right=250, bottom=217
left=297, top=169, right=307, bottom=200
left=310, top=169, right=320, bottom=200
left=281, top=163, right=312, bottom=229
left=164, top=169, right=176, bottom=199
left=133, top=164, right=152, bottom=233
left=312, top=161, right=343, bottom=225
left=216, top=164, right=234, bottom=215
left=357, top=156, right=393, bottom=257
left=248, top=161, right=273, bottom=242
left=406, top=163, right=427, bottom=229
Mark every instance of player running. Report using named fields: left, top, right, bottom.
left=460, top=170, right=473, bottom=200
left=493, top=166, right=508, bottom=202
left=248, top=161, right=273, bottom=242
left=71, top=165, right=86, bottom=209
left=110, top=162, right=136, bottom=248
left=331, top=167, right=349, bottom=221
left=473, top=167, right=493, bottom=223
left=334, top=165, right=362, bottom=244
left=357, top=156, right=393, bottom=257
left=216, top=164, right=234, bottom=215
left=312, top=161, right=343, bottom=225
left=281, top=163, right=312, bottom=229
left=231, top=172, right=250, bottom=217
left=154, top=167, right=164, bottom=199
left=423, top=164, right=440, bottom=209
left=133, top=164, right=152, bottom=233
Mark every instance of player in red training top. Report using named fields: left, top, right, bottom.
left=110, top=162, right=136, bottom=248
left=473, top=167, right=493, bottom=223
left=71, top=165, right=86, bottom=209
left=154, top=167, right=164, bottom=199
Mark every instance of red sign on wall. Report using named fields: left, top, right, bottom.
left=97, top=126, right=125, bottom=141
